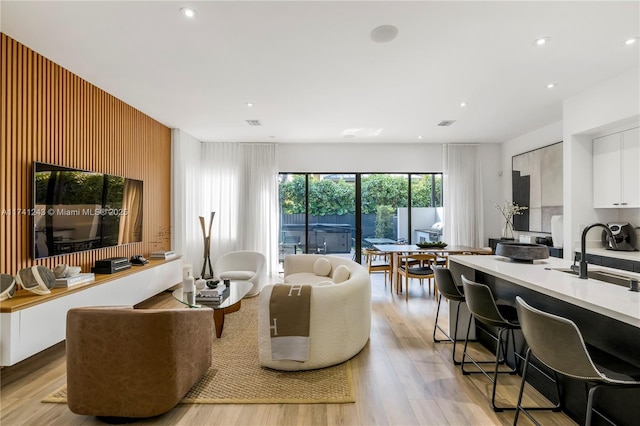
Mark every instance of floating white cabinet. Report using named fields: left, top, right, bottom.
left=0, top=258, right=183, bottom=366
left=593, top=127, right=640, bottom=208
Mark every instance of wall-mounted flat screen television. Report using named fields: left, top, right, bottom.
left=33, top=162, right=144, bottom=259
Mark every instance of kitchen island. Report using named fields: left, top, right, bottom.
left=448, top=254, right=640, bottom=426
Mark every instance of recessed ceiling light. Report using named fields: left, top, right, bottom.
left=460, top=102, right=468, bottom=107
left=534, top=37, right=550, bottom=46
left=546, top=83, right=557, bottom=89
left=624, top=37, right=640, bottom=46
left=370, top=25, right=399, bottom=43
left=245, top=102, right=254, bottom=107
left=418, top=136, right=423, bottom=139
left=180, top=7, right=196, bottom=18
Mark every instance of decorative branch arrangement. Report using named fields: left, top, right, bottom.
left=494, top=201, right=528, bottom=239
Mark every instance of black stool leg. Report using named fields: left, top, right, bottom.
left=491, top=328, right=517, bottom=412
left=433, top=296, right=463, bottom=365
left=451, top=301, right=461, bottom=365
left=585, top=385, right=598, bottom=426
left=513, top=349, right=563, bottom=425
left=461, top=316, right=502, bottom=375
left=432, top=294, right=446, bottom=341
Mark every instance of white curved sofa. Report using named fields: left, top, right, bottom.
left=258, top=254, right=371, bottom=371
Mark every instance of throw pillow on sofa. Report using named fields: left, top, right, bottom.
left=313, top=258, right=332, bottom=277
left=332, top=265, right=351, bottom=284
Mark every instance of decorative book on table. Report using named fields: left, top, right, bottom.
left=54, top=272, right=95, bottom=288
left=149, top=250, right=177, bottom=260
left=196, top=285, right=229, bottom=303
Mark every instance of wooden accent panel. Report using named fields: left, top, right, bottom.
left=1, top=33, right=172, bottom=275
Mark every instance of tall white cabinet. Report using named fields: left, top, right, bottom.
left=593, top=126, right=640, bottom=208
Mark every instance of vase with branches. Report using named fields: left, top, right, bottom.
left=494, top=201, right=528, bottom=240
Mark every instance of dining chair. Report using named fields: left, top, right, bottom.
left=396, top=253, right=437, bottom=301
left=362, top=248, right=391, bottom=288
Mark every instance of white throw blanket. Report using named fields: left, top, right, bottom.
left=269, top=284, right=312, bottom=362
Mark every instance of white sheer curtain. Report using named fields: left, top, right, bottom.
left=171, top=129, right=204, bottom=270
left=443, top=144, right=485, bottom=247
left=200, top=143, right=279, bottom=278
left=237, top=145, right=279, bottom=275
left=201, top=143, right=241, bottom=261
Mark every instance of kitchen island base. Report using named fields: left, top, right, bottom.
left=450, top=257, right=640, bottom=426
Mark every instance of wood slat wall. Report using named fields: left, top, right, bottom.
left=1, top=33, right=172, bottom=275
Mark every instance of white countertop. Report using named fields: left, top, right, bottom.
left=448, top=255, right=640, bottom=328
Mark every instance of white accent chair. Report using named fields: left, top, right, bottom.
left=214, top=250, right=266, bottom=297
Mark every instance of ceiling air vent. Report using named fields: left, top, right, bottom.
left=246, top=120, right=261, bottom=126
left=437, top=120, right=456, bottom=127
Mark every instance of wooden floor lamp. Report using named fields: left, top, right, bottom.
left=199, top=212, right=215, bottom=279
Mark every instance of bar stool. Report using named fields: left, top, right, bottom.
left=432, top=267, right=466, bottom=364
left=515, top=296, right=640, bottom=426
left=460, top=275, right=519, bottom=411
left=460, top=276, right=561, bottom=413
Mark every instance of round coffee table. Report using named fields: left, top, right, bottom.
left=173, top=281, right=253, bottom=338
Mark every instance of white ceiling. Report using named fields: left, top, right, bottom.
left=1, top=1, right=639, bottom=144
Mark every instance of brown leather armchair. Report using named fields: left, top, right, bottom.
left=66, top=306, right=213, bottom=418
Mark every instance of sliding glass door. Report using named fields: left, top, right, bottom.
left=278, top=174, right=306, bottom=264
left=307, top=174, right=355, bottom=255
left=278, top=174, right=356, bottom=265
left=410, top=174, right=444, bottom=243
left=361, top=174, right=408, bottom=248
left=278, top=172, right=442, bottom=269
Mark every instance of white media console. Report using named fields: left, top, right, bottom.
left=0, top=257, right=183, bottom=366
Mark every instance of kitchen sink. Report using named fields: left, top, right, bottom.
left=551, top=268, right=638, bottom=288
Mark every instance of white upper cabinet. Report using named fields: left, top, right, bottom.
left=593, top=127, right=640, bottom=208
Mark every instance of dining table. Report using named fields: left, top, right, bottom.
left=372, top=244, right=492, bottom=293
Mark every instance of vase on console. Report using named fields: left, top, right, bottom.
left=495, top=201, right=527, bottom=241
left=501, top=220, right=515, bottom=240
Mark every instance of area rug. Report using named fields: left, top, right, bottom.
left=42, top=296, right=355, bottom=404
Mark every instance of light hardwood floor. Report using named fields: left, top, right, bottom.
left=0, top=272, right=576, bottom=426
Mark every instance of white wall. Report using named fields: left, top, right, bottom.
left=500, top=120, right=564, bottom=241
left=278, top=143, right=443, bottom=172
left=479, top=143, right=504, bottom=240
left=563, top=67, right=640, bottom=255
left=499, top=68, right=640, bottom=259
left=278, top=142, right=503, bottom=242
